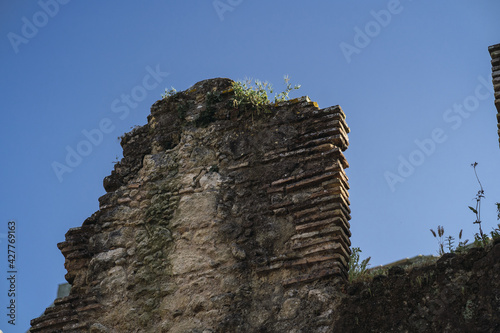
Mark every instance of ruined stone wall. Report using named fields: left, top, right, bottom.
left=333, top=240, right=500, bottom=333
left=30, top=78, right=351, bottom=332
left=31, top=74, right=500, bottom=333
left=490, top=43, right=500, bottom=148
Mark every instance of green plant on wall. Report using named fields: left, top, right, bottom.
left=430, top=226, right=468, bottom=255
left=496, top=202, right=500, bottom=220
left=469, top=162, right=488, bottom=246
left=348, top=247, right=371, bottom=282
left=491, top=223, right=500, bottom=240
left=162, top=86, right=177, bottom=99
left=161, top=76, right=301, bottom=125
left=231, top=75, right=301, bottom=117
left=430, top=225, right=445, bottom=255
left=429, top=162, right=500, bottom=255
left=274, top=75, right=301, bottom=102
left=467, top=162, right=500, bottom=246
left=489, top=202, right=500, bottom=240
left=232, top=79, right=272, bottom=114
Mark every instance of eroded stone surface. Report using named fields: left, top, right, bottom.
left=333, top=240, right=500, bottom=332
left=31, top=78, right=351, bottom=332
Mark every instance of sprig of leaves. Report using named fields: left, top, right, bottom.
left=430, top=226, right=468, bottom=255
left=162, top=86, right=177, bottom=99
left=348, top=247, right=371, bottom=282
left=231, top=75, right=301, bottom=117
left=469, top=162, right=487, bottom=246
left=232, top=79, right=273, bottom=115
left=273, top=75, right=301, bottom=102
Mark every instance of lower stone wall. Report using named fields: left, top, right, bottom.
left=332, top=239, right=500, bottom=333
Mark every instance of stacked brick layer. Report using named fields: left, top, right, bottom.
left=259, top=104, right=351, bottom=285
left=489, top=43, right=500, bottom=147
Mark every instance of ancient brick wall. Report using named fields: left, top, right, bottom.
left=490, top=43, right=500, bottom=148
left=30, top=78, right=351, bottom=332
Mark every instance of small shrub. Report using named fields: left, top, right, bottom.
left=429, top=162, right=500, bottom=255
left=231, top=75, right=301, bottom=118
left=232, top=79, right=272, bottom=114
left=162, top=86, right=177, bottom=99
left=274, top=75, right=301, bottom=102
left=348, top=247, right=371, bottom=282
left=468, top=162, right=494, bottom=247
left=430, top=226, right=468, bottom=255
left=490, top=223, right=500, bottom=240
left=430, top=225, right=445, bottom=255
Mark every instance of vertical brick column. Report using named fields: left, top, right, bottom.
left=259, top=100, right=351, bottom=284
left=489, top=43, right=500, bottom=148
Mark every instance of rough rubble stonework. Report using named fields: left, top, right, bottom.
left=490, top=43, right=500, bottom=147
left=30, top=78, right=352, bottom=332
left=333, top=241, right=500, bottom=333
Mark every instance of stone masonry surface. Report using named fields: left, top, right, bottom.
left=30, top=78, right=352, bottom=332
left=333, top=240, right=500, bottom=333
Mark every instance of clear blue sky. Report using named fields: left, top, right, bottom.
left=1, top=1, right=500, bottom=331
